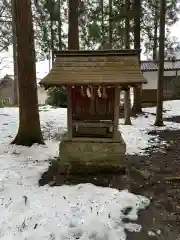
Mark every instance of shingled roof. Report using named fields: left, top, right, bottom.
left=141, top=60, right=180, bottom=72
left=40, top=50, right=147, bottom=88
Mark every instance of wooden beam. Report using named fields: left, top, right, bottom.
left=67, top=86, right=72, bottom=140
left=113, top=86, right=120, bottom=138
left=72, top=120, right=113, bottom=128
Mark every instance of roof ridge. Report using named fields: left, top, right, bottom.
left=54, top=49, right=141, bottom=57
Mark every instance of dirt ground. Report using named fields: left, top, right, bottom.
left=39, top=116, right=180, bottom=240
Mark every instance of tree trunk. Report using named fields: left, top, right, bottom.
left=68, top=0, right=79, bottom=50
left=132, top=0, right=142, bottom=114
left=50, top=0, right=54, bottom=64
left=154, top=0, right=166, bottom=126
left=109, top=0, right=113, bottom=45
left=124, top=0, right=131, bottom=125
left=125, top=0, right=130, bottom=49
left=124, top=89, right=132, bottom=125
left=12, top=0, right=18, bottom=106
left=100, top=0, right=105, bottom=46
left=58, top=0, right=62, bottom=50
left=153, top=5, right=158, bottom=61
left=11, top=0, right=44, bottom=146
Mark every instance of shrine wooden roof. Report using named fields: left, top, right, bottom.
left=40, top=49, right=147, bottom=87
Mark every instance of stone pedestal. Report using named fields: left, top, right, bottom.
left=58, top=131, right=126, bottom=174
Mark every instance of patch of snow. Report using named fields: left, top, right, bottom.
left=0, top=183, right=149, bottom=239
left=1, top=100, right=180, bottom=239
left=148, top=229, right=161, bottom=237
left=148, top=231, right=156, bottom=237
left=0, top=105, right=151, bottom=240
left=120, top=100, right=180, bottom=155
left=144, top=100, right=180, bottom=117
left=1, top=101, right=180, bottom=157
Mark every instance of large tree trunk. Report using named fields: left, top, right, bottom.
left=12, top=0, right=18, bottom=106
left=50, top=0, right=55, bottom=64
left=153, top=5, right=158, bottom=61
left=124, top=89, right=132, bottom=125
left=132, top=0, right=142, bottom=114
left=124, top=0, right=132, bottom=125
left=58, top=0, right=62, bottom=50
left=154, top=0, right=166, bottom=126
left=68, top=0, right=79, bottom=50
left=125, top=0, right=130, bottom=49
left=100, top=0, right=105, bottom=46
left=109, top=0, right=113, bottom=45
left=11, top=0, right=44, bottom=146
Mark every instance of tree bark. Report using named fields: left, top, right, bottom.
left=58, top=0, right=62, bottom=50
left=153, top=5, right=158, bottom=61
left=109, top=0, right=113, bottom=45
left=11, top=0, right=44, bottom=146
left=12, top=0, right=18, bottom=106
left=124, top=0, right=132, bottom=125
left=50, top=0, right=54, bottom=64
left=100, top=0, right=105, bottom=46
left=132, top=0, right=142, bottom=114
left=124, top=89, right=132, bottom=125
left=154, top=0, right=166, bottom=126
left=125, top=0, right=130, bottom=49
left=68, top=0, right=79, bottom=50
left=67, top=0, right=79, bottom=140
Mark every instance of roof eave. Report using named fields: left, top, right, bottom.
left=40, top=81, right=147, bottom=90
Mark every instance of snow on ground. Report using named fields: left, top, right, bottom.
left=144, top=100, right=180, bottom=117
left=120, top=100, right=180, bottom=155
left=0, top=100, right=180, bottom=239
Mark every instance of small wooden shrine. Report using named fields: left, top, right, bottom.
left=40, top=49, right=147, bottom=173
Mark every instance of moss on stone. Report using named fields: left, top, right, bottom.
left=58, top=131, right=126, bottom=174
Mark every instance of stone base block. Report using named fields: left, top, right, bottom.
left=58, top=131, right=126, bottom=174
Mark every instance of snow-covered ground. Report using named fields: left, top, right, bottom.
left=0, top=100, right=180, bottom=239
left=120, top=100, right=180, bottom=154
